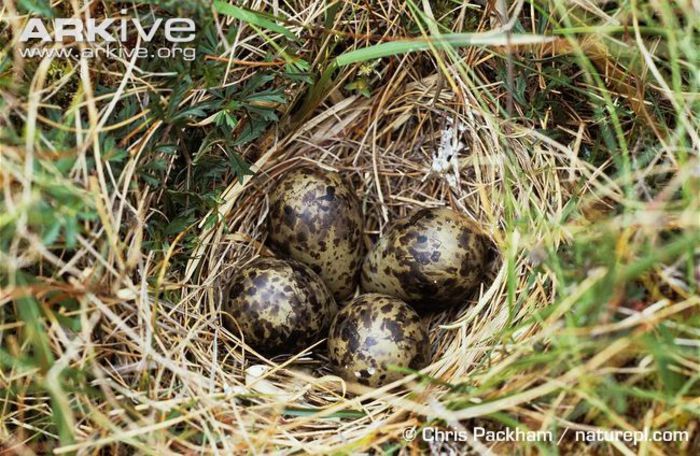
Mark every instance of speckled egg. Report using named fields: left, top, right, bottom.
left=327, top=293, right=430, bottom=386
left=268, top=167, right=364, bottom=301
left=223, top=257, right=337, bottom=353
left=361, top=207, right=488, bottom=312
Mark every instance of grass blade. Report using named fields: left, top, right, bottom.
left=214, top=1, right=295, bottom=40
left=335, top=33, right=555, bottom=66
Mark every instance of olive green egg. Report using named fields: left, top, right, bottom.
left=361, top=207, right=488, bottom=312
left=327, top=293, right=429, bottom=386
left=268, top=168, right=364, bottom=301
left=223, top=257, right=337, bottom=353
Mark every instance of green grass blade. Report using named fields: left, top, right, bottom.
left=335, top=33, right=554, bottom=66
left=214, top=1, right=295, bottom=39
left=283, top=408, right=366, bottom=418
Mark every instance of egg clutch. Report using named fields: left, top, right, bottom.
left=224, top=167, right=489, bottom=387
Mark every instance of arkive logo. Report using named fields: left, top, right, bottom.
left=19, top=10, right=196, bottom=43
left=18, top=10, right=197, bottom=61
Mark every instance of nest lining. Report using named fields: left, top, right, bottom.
left=114, top=80, right=583, bottom=452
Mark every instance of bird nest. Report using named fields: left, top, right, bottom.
left=92, top=76, right=594, bottom=454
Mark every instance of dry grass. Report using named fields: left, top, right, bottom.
left=1, top=0, right=699, bottom=454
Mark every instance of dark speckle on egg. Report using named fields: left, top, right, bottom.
left=327, top=293, right=430, bottom=387
left=268, top=168, right=364, bottom=301
left=223, top=257, right=337, bottom=353
left=360, top=207, right=489, bottom=312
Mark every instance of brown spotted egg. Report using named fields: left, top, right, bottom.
left=223, top=257, right=336, bottom=353
left=361, top=207, right=488, bottom=312
left=327, top=293, right=429, bottom=386
left=268, top=168, right=364, bottom=301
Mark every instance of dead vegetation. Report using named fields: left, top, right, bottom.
left=1, top=0, right=698, bottom=454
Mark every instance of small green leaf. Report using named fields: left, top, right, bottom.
left=643, top=330, right=686, bottom=396
left=216, top=111, right=238, bottom=129
left=154, top=144, right=179, bottom=155
left=165, top=215, right=195, bottom=235
left=19, top=0, right=53, bottom=17
left=227, top=152, right=253, bottom=183
left=41, top=220, right=62, bottom=246
left=64, top=215, right=77, bottom=248
left=203, top=212, right=220, bottom=230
